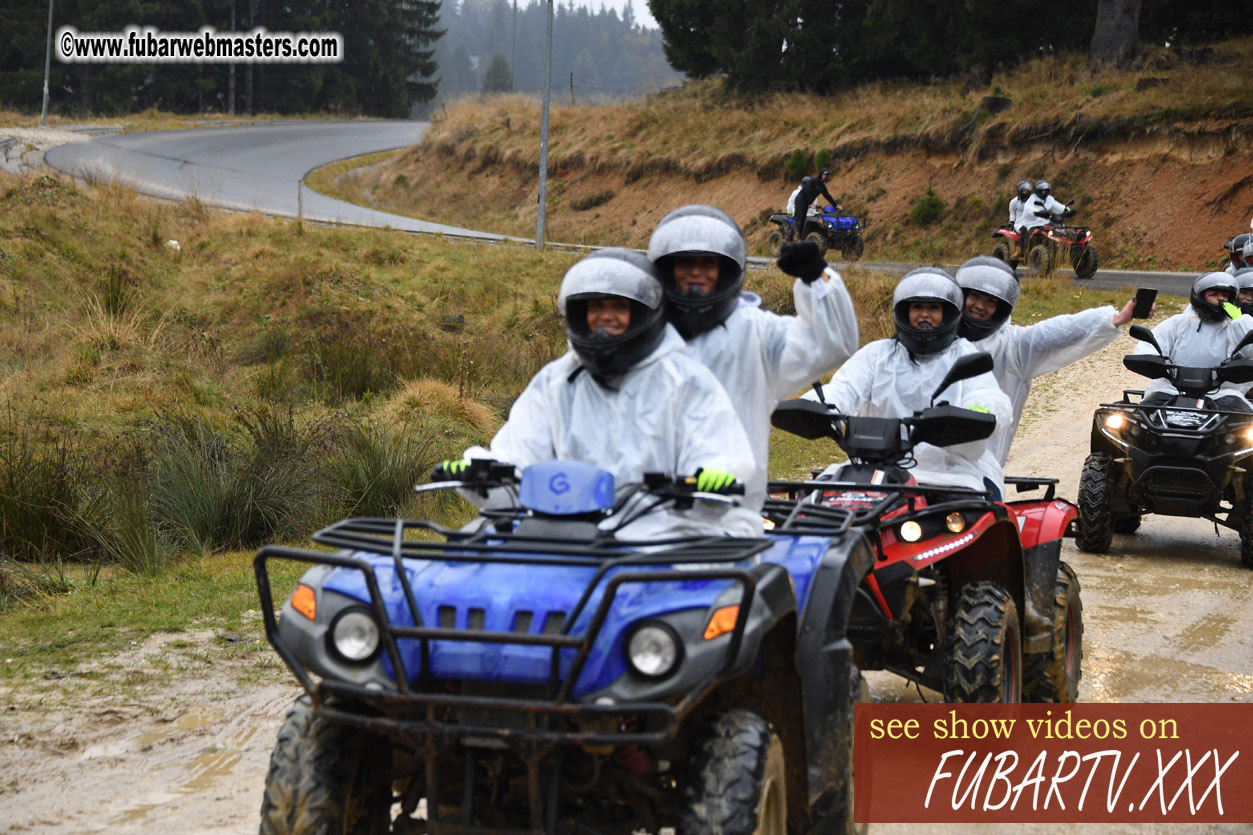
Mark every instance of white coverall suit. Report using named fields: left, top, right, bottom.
left=683, top=274, right=859, bottom=511
left=465, top=326, right=763, bottom=539
left=808, top=337, right=1015, bottom=496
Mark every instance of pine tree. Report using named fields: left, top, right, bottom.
left=480, top=53, right=514, bottom=93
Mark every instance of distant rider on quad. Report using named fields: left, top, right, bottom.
left=804, top=267, right=1013, bottom=497
left=956, top=255, right=1137, bottom=464
left=791, top=168, right=840, bottom=241
left=1007, top=180, right=1047, bottom=269
left=647, top=207, right=859, bottom=512
left=1136, top=272, right=1253, bottom=413
left=1034, top=180, right=1070, bottom=221
left=435, top=248, right=761, bottom=538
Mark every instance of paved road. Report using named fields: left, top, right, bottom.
left=45, top=121, right=1198, bottom=295
left=43, top=121, right=516, bottom=241
left=749, top=255, right=1197, bottom=297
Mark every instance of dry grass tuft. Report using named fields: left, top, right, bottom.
left=379, top=377, right=500, bottom=439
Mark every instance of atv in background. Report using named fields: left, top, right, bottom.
left=769, top=352, right=1083, bottom=704
left=1078, top=324, right=1253, bottom=569
left=768, top=206, right=866, bottom=261
left=255, top=459, right=870, bottom=834
left=992, top=205, right=1098, bottom=279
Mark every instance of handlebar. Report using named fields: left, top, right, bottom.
left=418, top=461, right=745, bottom=507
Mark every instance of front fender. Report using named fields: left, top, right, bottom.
left=588, top=561, right=798, bottom=704
left=1008, top=499, right=1079, bottom=650
left=794, top=531, right=875, bottom=821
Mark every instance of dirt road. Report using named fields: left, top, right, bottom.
left=1, top=333, right=1250, bottom=833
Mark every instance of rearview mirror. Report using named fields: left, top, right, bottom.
left=1129, top=324, right=1163, bottom=355
left=770, top=399, right=838, bottom=441
left=930, top=352, right=995, bottom=403
left=1232, top=330, right=1253, bottom=357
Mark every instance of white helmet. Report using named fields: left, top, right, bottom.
left=956, top=256, right=1020, bottom=341
left=893, top=267, right=963, bottom=356
left=558, top=249, right=666, bottom=379
left=1190, top=272, right=1239, bottom=323
left=646, top=205, right=747, bottom=337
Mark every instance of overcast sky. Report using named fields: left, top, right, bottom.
left=585, top=1, right=658, bottom=29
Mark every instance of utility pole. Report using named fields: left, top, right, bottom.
left=511, top=0, right=517, bottom=82
left=40, top=0, right=54, bottom=126
left=535, top=0, right=553, bottom=249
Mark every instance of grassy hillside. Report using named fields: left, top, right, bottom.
left=321, top=38, right=1253, bottom=271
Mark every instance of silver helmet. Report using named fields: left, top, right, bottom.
left=1233, top=267, right=1253, bottom=315
left=956, top=255, right=1020, bottom=342
left=1016, top=180, right=1033, bottom=201
left=558, top=249, right=666, bottom=379
left=646, top=204, right=747, bottom=337
left=1190, top=271, right=1238, bottom=323
left=1035, top=180, right=1051, bottom=200
left=893, top=267, right=963, bottom=356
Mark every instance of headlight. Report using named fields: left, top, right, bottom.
left=329, top=608, right=380, bottom=663
left=1104, top=413, right=1126, bottom=431
left=945, top=512, right=966, bottom=533
left=899, top=520, right=923, bottom=542
left=626, top=623, right=681, bottom=679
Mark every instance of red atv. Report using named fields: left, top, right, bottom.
left=992, top=206, right=1099, bottom=279
left=768, top=353, right=1083, bottom=702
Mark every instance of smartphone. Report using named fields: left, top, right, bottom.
left=1132, top=287, right=1157, bottom=319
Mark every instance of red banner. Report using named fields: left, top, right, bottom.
left=854, top=703, right=1253, bottom=823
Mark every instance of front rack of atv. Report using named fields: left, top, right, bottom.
left=764, top=478, right=999, bottom=536
left=255, top=517, right=772, bottom=749
left=1100, top=393, right=1253, bottom=435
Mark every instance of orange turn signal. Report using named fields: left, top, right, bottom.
left=291, top=584, right=316, bottom=620
left=703, top=605, right=740, bottom=641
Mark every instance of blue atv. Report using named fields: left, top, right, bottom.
left=767, top=207, right=866, bottom=262
left=255, top=458, right=872, bottom=834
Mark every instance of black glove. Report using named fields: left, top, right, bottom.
left=777, top=241, right=828, bottom=284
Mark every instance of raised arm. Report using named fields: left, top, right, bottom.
left=1005, top=307, right=1120, bottom=380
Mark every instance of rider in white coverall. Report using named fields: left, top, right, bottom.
left=646, top=205, right=859, bottom=512
left=955, top=255, right=1136, bottom=464
left=440, top=248, right=762, bottom=539
left=806, top=268, right=1014, bottom=498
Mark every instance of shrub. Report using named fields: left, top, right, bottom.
left=393, top=173, right=410, bottom=188
left=147, top=408, right=323, bottom=552
left=909, top=186, right=947, bottom=226
left=323, top=420, right=438, bottom=519
left=814, top=149, right=832, bottom=171
left=0, top=415, right=100, bottom=563
left=784, top=149, right=811, bottom=180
